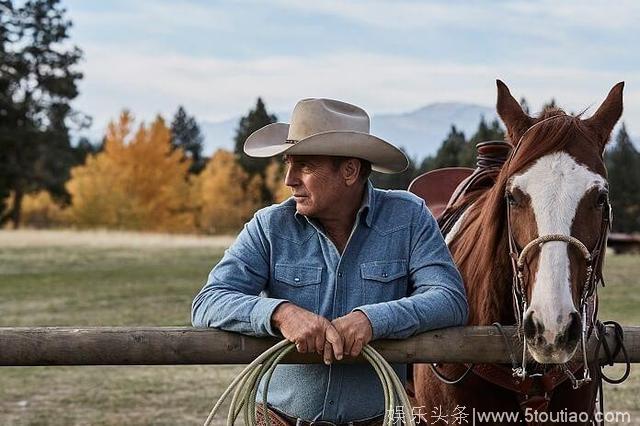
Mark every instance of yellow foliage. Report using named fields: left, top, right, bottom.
left=66, top=111, right=195, bottom=233
left=265, top=160, right=291, bottom=203
left=14, top=191, right=68, bottom=228
left=194, top=149, right=262, bottom=233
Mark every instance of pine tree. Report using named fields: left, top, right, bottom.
left=459, top=116, right=506, bottom=167
left=430, top=125, right=467, bottom=169
left=605, top=124, right=640, bottom=233
left=171, top=106, right=205, bottom=174
left=233, top=98, right=278, bottom=189
left=370, top=148, right=417, bottom=190
left=0, top=0, right=86, bottom=228
left=519, top=97, right=531, bottom=115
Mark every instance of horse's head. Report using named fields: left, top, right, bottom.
left=496, top=80, right=623, bottom=363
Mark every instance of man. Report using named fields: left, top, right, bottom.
left=192, top=98, right=468, bottom=425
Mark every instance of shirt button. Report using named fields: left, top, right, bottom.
left=329, top=400, right=334, bottom=405
left=294, top=277, right=300, bottom=283
left=338, top=272, right=343, bottom=278
left=382, top=272, right=388, bottom=278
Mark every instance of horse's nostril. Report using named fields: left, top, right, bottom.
left=524, top=312, right=536, bottom=338
left=567, top=312, right=581, bottom=343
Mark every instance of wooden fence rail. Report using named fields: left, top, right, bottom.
left=1, top=325, right=638, bottom=366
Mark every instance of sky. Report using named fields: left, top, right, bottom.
left=64, top=0, right=640, bottom=140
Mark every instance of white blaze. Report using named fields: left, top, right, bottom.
left=510, top=152, right=605, bottom=342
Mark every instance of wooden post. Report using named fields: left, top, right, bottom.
left=0, top=325, right=637, bottom=366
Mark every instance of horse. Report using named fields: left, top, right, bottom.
left=412, top=80, right=624, bottom=425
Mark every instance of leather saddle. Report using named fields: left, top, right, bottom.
left=408, top=141, right=512, bottom=230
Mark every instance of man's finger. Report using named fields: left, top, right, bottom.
left=325, top=325, right=343, bottom=360
left=314, top=331, right=325, bottom=355
left=323, top=339, right=334, bottom=365
left=295, top=339, right=307, bottom=353
left=351, top=337, right=364, bottom=357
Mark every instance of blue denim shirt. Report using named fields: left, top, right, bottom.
left=192, top=181, right=468, bottom=423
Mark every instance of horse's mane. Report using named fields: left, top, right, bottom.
left=449, top=107, right=596, bottom=325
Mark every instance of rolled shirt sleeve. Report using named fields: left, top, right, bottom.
left=354, top=200, right=468, bottom=340
left=191, top=212, right=288, bottom=337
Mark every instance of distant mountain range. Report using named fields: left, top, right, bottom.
left=201, top=102, right=500, bottom=160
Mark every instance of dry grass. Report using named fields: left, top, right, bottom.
left=0, top=229, right=235, bottom=249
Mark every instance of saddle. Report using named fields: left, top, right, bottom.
left=408, top=141, right=512, bottom=230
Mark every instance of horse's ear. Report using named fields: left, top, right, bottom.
left=584, top=82, right=624, bottom=150
left=496, top=80, right=533, bottom=145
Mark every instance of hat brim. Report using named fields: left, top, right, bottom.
left=244, top=123, right=408, bottom=174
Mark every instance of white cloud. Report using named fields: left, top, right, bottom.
left=75, top=44, right=640, bottom=139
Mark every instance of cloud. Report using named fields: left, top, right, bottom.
left=75, top=44, right=639, bottom=140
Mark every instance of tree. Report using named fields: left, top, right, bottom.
left=264, top=160, right=290, bottom=203
left=66, top=112, right=195, bottom=232
left=519, top=97, right=531, bottom=115
left=0, top=0, right=87, bottom=228
left=171, top=106, right=205, bottom=174
left=370, top=148, right=417, bottom=190
left=459, top=116, right=506, bottom=167
left=0, top=0, right=15, bottom=218
left=431, top=125, right=467, bottom=169
left=233, top=98, right=277, bottom=201
left=193, top=149, right=262, bottom=233
left=605, top=124, right=640, bottom=233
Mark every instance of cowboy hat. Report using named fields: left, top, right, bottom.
left=243, top=98, right=408, bottom=173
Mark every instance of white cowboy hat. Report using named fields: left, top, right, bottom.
left=243, top=98, right=408, bottom=173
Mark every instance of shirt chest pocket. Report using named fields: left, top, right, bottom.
left=273, top=264, right=322, bottom=313
left=360, top=259, right=408, bottom=303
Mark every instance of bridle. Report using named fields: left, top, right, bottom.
left=505, top=191, right=611, bottom=388
left=504, top=115, right=612, bottom=388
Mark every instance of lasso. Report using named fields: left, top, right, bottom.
left=204, top=340, right=415, bottom=426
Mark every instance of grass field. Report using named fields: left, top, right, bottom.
left=0, top=230, right=638, bottom=425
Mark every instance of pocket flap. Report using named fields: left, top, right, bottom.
left=360, top=260, right=407, bottom=283
left=275, top=264, right=322, bottom=286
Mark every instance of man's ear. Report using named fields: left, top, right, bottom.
left=342, top=158, right=361, bottom=186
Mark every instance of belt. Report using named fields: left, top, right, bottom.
left=266, top=404, right=384, bottom=426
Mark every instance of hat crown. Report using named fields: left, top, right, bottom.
left=287, top=98, right=370, bottom=141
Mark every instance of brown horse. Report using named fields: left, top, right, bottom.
left=413, top=81, right=623, bottom=425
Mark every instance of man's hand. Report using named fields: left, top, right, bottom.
left=272, top=303, right=344, bottom=364
left=331, top=311, right=373, bottom=359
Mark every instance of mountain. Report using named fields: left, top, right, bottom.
left=200, top=102, right=500, bottom=160
left=371, top=102, right=499, bottom=160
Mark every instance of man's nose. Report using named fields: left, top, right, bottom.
left=284, top=166, right=299, bottom=187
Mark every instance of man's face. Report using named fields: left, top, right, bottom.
left=283, top=155, right=346, bottom=218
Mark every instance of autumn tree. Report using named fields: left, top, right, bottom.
left=66, top=111, right=194, bottom=232
left=264, top=160, right=291, bottom=203
left=193, top=149, right=262, bottom=233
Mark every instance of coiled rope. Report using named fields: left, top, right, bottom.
left=203, top=340, right=415, bottom=426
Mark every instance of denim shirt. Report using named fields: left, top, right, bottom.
left=192, top=181, right=468, bottom=423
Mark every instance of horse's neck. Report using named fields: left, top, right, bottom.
left=454, top=196, right=518, bottom=326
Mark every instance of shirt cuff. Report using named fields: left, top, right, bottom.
left=250, top=297, right=289, bottom=337
left=353, top=303, right=393, bottom=340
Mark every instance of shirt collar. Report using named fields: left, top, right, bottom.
left=294, top=179, right=375, bottom=228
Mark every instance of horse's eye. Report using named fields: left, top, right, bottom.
left=596, top=192, right=608, bottom=207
